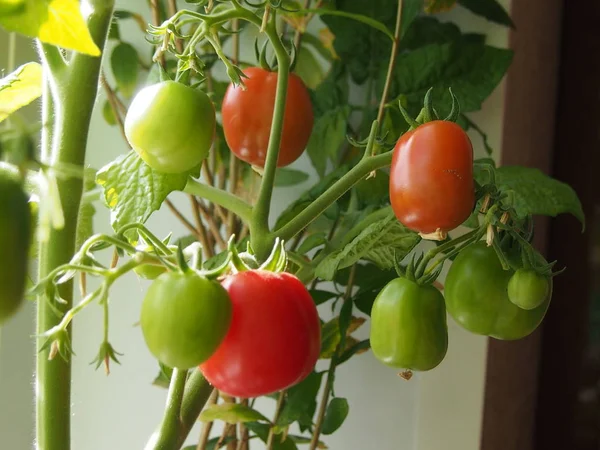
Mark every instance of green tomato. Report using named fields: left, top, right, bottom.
left=0, top=165, right=31, bottom=324
left=445, top=242, right=551, bottom=340
left=124, top=81, right=216, bottom=174
left=141, top=271, right=232, bottom=369
left=508, top=269, right=551, bottom=310
left=134, top=263, right=167, bottom=281
left=370, top=277, right=448, bottom=371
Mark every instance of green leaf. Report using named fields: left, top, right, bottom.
left=297, top=233, right=327, bottom=254
left=310, top=289, right=338, bottom=306
left=276, top=371, right=323, bottom=431
left=306, top=7, right=394, bottom=40
left=274, top=168, right=310, bottom=187
left=337, top=339, right=370, bottom=365
left=495, top=166, right=585, bottom=229
left=102, top=100, right=117, bottom=126
left=182, top=437, right=236, bottom=450
left=151, top=362, right=173, bottom=389
left=310, top=62, right=349, bottom=116
left=400, top=16, right=462, bottom=50
left=385, top=40, right=514, bottom=117
left=199, top=403, right=270, bottom=424
left=321, top=397, right=349, bottom=435
left=423, top=0, right=457, bottom=13
left=111, top=42, right=139, bottom=98
left=0, top=62, right=42, bottom=124
left=322, top=0, right=422, bottom=84
left=96, top=151, right=188, bottom=231
left=0, top=0, right=101, bottom=56
left=315, top=210, right=420, bottom=280
left=245, top=422, right=299, bottom=450
left=294, top=46, right=327, bottom=90
left=306, top=106, right=351, bottom=177
left=458, top=0, right=515, bottom=28
left=320, top=316, right=366, bottom=359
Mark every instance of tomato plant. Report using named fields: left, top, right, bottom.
left=445, top=242, right=552, bottom=340
left=0, top=1, right=585, bottom=449
left=124, top=81, right=216, bottom=174
left=389, top=120, right=475, bottom=238
left=221, top=67, right=314, bottom=168
left=508, top=269, right=552, bottom=310
left=0, top=165, right=30, bottom=324
left=200, top=270, right=321, bottom=398
left=370, top=277, right=448, bottom=371
left=141, top=270, right=232, bottom=369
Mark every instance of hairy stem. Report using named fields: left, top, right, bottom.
left=184, top=178, right=252, bottom=224
left=149, top=369, right=189, bottom=449
left=35, top=2, right=114, bottom=450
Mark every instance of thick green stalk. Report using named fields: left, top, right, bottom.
left=36, top=2, right=114, bottom=450
left=146, top=369, right=214, bottom=449
left=147, top=369, right=189, bottom=450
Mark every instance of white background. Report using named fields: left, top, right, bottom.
left=0, top=1, right=511, bottom=449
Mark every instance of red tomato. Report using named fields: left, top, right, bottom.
left=199, top=270, right=321, bottom=398
left=221, top=67, right=314, bottom=168
left=389, top=120, right=475, bottom=235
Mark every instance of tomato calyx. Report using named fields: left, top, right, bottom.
left=398, top=87, right=460, bottom=131
left=227, top=235, right=287, bottom=274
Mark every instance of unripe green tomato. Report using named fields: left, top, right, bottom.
left=141, top=271, right=232, bottom=369
left=0, top=166, right=31, bottom=324
left=508, top=269, right=551, bottom=310
left=134, top=263, right=167, bottom=281
left=445, top=242, right=551, bottom=340
left=124, top=81, right=216, bottom=174
left=370, top=277, right=448, bottom=371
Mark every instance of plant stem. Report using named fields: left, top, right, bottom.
left=165, top=199, right=204, bottom=242
left=190, top=196, right=214, bottom=258
left=266, top=391, right=286, bottom=450
left=35, top=2, right=114, bottom=450
left=184, top=178, right=252, bottom=224
left=275, top=151, right=393, bottom=241
left=375, top=0, right=403, bottom=127
left=197, top=390, right=219, bottom=450
left=250, top=9, right=291, bottom=259
left=147, top=370, right=214, bottom=450
left=309, top=265, right=356, bottom=450
left=148, top=369, right=189, bottom=450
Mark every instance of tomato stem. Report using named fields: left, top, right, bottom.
left=274, top=150, right=394, bottom=243
left=35, top=2, right=114, bottom=449
left=251, top=8, right=292, bottom=259
left=149, top=368, right=189, bottom=449
left=266, top=391, right=286, bottom=450
left=184, top=177, right=253, bottom=224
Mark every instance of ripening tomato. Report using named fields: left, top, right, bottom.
left=200, top=270, right=321, bottom=398
left=508, top=269, right=552, bottom=310
left=124, top=81, right=216, bottom=174
left=221, top=67, right=314, bottom=168
left=389, top=121, right=475, bottom=236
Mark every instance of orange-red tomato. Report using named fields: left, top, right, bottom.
left=221, top=67, right=314, bottom=168
left=389, top=121, right=475, bottom=235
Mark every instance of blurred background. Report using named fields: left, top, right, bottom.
left=0, top=0, right=598, bottom=449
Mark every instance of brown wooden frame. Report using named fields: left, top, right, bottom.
left=480, top=2, right=564, bottom=449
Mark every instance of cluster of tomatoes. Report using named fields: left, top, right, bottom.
left=371, top=120, right=553, bottom=372
left=124, top=67, right=314, bottom=173
left=140, top=267, right=321, bottom=398
left=125, top=67, right=554, bottom=380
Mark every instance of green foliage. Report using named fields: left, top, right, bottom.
left=199, top=403, right=270, bottom=424
left=315, top=209, right=420, bottom=280
left=322, top=397, right=349, bottom=435
left=110, top=42, right=139, bottom=98
left=96, top=151, right=188, bottom=231
left=458, top=0, right=515, bottom=28
left=494, top=166, right=585, bottom=228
